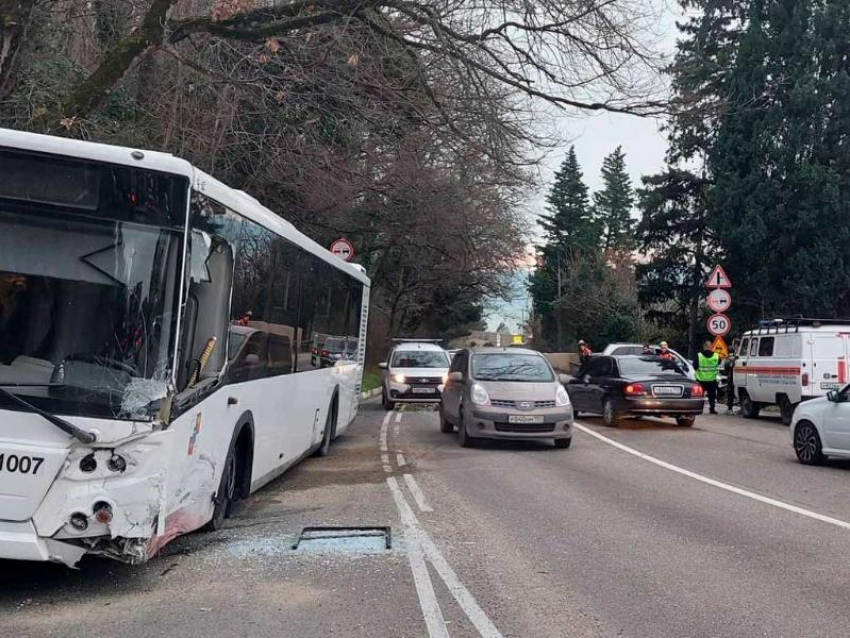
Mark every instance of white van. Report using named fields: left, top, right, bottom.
left=735, top=320, right=850, bottom=424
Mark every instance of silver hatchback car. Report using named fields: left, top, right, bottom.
left=439, top=348, right=573, bottom=448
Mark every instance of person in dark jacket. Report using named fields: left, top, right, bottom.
left=693, top=340, right=721, bottom=414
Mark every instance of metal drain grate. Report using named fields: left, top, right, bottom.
left=292, top=526, right=392, bottom=552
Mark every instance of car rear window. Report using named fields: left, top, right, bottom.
left=617, top=356, right=687, bottom=376
left=471, top=353, right=554, bottom=382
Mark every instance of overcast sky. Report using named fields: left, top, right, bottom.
left=485, top=2, right=683, bottom=333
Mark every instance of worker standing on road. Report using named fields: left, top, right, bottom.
left=658, top=341, right=675, bottom=360
left=694, top=340, right=720, bottom=414
left=578, top=340, right=593, bottom=363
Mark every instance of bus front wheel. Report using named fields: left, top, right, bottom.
left=204, top=446, right=237, bottom=532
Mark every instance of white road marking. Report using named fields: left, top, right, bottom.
left=380, top=412, right=391, bottom=452
left=395, top=411, right=404, bottom=423
left=387, top=477, right=449, bottom=638
left=397, top=453, right=407, bottom=467
left=388, top=478, right=504, bottom=638
left=403, top=473, right=434, bottom=513
left=574, top=422, right=850, bottom=532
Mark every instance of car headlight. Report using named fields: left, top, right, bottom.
left=393, top=374, right=406, bottom=383
left=470, top=383, right=490, bottom=405
left=556, top=385, right=570, bottom=407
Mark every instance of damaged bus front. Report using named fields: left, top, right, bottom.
left=0, top=141, right=191, bottom=566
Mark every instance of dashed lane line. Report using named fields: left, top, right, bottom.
left=574, top=421, right=850, bottom=532
left=397, top=453, right=407, bottom=467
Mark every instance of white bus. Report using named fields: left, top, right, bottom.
left=0, top=128, right=369, bottom=567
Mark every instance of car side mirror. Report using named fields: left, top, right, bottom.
left=559, top=373, right=572, bottom=385
left=827, top=390, right=840, bottom=403
left=582, top=374, right=591, bottom=385
left=378, top=362, right=388, bottom=369
left=448, top=371, right=464, bottom=382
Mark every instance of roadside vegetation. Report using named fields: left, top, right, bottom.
left=530, top=0, right=850, bottom=355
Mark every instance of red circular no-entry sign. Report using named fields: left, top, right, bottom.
left=330, top=238, right=354, bottom=262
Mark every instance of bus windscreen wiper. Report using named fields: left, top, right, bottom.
left=0, top=384, right=97, bottom=444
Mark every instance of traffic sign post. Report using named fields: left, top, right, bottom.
left=330, top=238, right=354, bottom=262
left=705, top=265, right=732, bottom=341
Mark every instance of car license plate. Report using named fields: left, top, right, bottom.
left=508, top=415, right=544, bottom=424
left=412, top=387, right=435, bottom=394
left=653, top=385, right=683, bottom=397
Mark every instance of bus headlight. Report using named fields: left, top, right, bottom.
left=393, top=374, right=406, bottom=383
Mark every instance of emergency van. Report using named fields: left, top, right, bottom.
left=735, top=319, right=850, bottom=425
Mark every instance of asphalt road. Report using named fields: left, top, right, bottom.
left=3, top=402, right=850, bottom=637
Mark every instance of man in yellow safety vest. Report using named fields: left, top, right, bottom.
left=693, top=339, right=721, bottom=414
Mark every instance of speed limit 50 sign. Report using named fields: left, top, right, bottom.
left=707, top=313, right=731, bottom=337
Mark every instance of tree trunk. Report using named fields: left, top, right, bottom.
left=56, top=0, right=179, bottom=125
left=0, top=0, right=35, bottom=100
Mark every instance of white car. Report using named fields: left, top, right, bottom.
left=790, top=384, right=850, bottom=464
left=379, top=340, right=450, bottom=410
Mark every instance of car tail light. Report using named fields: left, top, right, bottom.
left=321, top=349, right=329, bottom=357
left=802, top=373, right=809, bottom=387
left=624, top=383, right=645, bottom=396
left=691, top=384, right=704, bottom=397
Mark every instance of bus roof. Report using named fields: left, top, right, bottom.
left=0, top=127, right=370, bottom=286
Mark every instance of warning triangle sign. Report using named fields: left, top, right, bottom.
left=706, top=264, right=732, bottom=288
left=712, top=336, right=729, bottom=358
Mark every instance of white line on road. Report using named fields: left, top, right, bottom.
left=387, top=477, right=450, bottom=638
left=403, top=473, right=434, bottom=513
left=380, top=412, right=391, bottom=452
left=388, top=478, right=504, bottom=638
left=397, top=453, right=407, bottom=467
left=395, top=411, right=404, bottom=423
left=574, top=422, right=850, bottom=532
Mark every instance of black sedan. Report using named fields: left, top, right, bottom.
left=566, top=355, right=705, bottom=427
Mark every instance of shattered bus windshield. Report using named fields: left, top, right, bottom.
left=0, top=149, right=188, bottom=420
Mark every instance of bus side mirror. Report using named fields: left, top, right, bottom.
left=827, top=390, right=840, bottom=403
left=378, top=362, right=388, bottom=369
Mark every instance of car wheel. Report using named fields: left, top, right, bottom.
left=602, top=399, right=619, bottom=427
left=382, top=388, right=394, bottom=411
left=554, top=437, right=572, bottom=449
left=739, top=390, right=760, bottom=419
left=458, top=412, right=476, bottom=448
left=439, top=405, right=454, bottom=433
left=779, top=395, right=795, bottom=426
left=794, top=420, right=826, bottom=465
left=676, top=416, right=696, bottom=427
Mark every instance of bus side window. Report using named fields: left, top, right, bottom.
left=739, top=338, right=749, bottom=359
left=750, top=338, right=759, bottom=357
